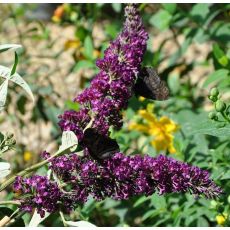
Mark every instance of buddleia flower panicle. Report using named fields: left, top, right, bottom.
left=14, top=4, right=222, bottom=217
left=58, top=3, right=148, bottom=137
left=14, top=153, right=222, bottom=217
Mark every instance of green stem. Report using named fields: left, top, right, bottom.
left=10, top=208, right=20, bottom=219
left=0, top=200, right=20, bottom=205
left=0, top=148, right=67, bottom=192
left=0, top=208, right=20, bottom=227
left=59, top=211, right=67, bottom=227
left=221, top=111, right=230, bottom=123
left=7, top=210, right=26, bottom=227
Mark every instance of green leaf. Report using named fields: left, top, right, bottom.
left=154, top=215, right=170, bottom=227
left=190, top=4, right=210, bottom=23
left=0, top=162, right=10, bottom=178
left=10, top=52, right=19, bottom=76
left=0, top=65, right=34, bottom=102
left=221, top=171, right=230, bottom=180
left=203, top=69, right=229, bottom=87
left=141, top=209, right=159, bottom=221
left=149, top=9, right=172, bottom=31
left=75, top=26, right=88, bottom=41
left=133, top=196, right=150, bottom=208
left=193, top=28, right=209, bottom=43
left=0, top=132, right=4, bottom=144
left=189, top=121, right=230, bottom=137
left=112, top=3, right=122, bottom=13
left=168, top=72, right=180, bottom=95
left=0, top=80, right=9, bottom=110
left=212, top=167, right=226, bottom=180
left=74, top=60, right=95, bottom=72
left=213, top=43, right=229, bottom=67
left=150, top=193, right=167, bottom=210
left=210, top=22, right=230, bottom=45
left=65, top=100, right=80, bottom=111
left=59, top=130, right=78, bottom=152
left=17, top=95, right=27, bottom=115
left=0, top=44, right=22, bottom=53
left=162, top=3, right=177, bottom=14
left=83, top=36, right=94, bottom=60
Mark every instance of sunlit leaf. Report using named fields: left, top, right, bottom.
left=0, top=162, right=10, bottom=178
left=59, top=130, right=78, bottom=152
left=0, top=79, right=8, bottom=111
left=0, top=65, right=34, bottom=102
left=28, top=210, right=50, bottom=227
left=213, top=43, right=229, bottom=67
left=65, top=220, right=97, bottom=227
left=0, top=44, right=22, bottom=53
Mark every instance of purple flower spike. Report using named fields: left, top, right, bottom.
left=14, top=154, right=222, bottom=216
left=58, top=4, right=148, bottom=137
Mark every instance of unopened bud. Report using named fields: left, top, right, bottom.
left=215, top=100, right=226, bottom=112
left=11, top=139, right=16, bottom=145
left=210, top=88, right=219, bottom=97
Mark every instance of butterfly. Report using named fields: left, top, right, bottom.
left=134, top=67, right=169, bottom=101
left=81, top=128, right=120, bottom=161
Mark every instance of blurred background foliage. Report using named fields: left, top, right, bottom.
left=0, top=3, right=230, bottom=227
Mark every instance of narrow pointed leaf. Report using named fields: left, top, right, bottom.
left=0, top=44, right=22, bottom=53
left=0, top=65, right=34, bottom=101
left=10, top=52, right=19, bottom=76
left=0, top=80, right=9, bottom=110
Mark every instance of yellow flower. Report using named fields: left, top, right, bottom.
left=23, top=151, right=32, bottom=162
left=216, top=213, right=227, bottom=226
left=129, top=109, right=179, bottom=154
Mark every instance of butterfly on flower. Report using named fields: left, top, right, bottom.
left=81, top=128, right=120, bottom=161
left=134, top=67, right=169, bottom=101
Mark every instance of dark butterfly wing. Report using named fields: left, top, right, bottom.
left=134, top=67, right=169, bottom=100
left=82, top=128, right=120, bottom=160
